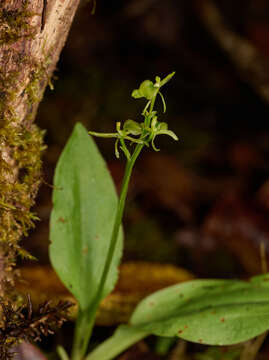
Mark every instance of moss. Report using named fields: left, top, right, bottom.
left=0, top=0, right=37, bottom=45
left=0, top=123, right=44, bottom=243
left=0, top=48, right=52, bottom=294
left=25, top=55, right=53, bottom=108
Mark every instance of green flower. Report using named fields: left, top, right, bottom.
left=89, top=72, right=178, bottom=158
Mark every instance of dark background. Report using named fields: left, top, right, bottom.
left=26, top=0, right=269, bottom=279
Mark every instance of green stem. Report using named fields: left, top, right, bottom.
left=57, top=345, right=70, bottom=360
left=150, top=89, right=158, bottom=112
left=71, top=143, right=144, bottom=360
left=96, top=143, right=144, bottom=299
left=71, top=93, right=158, bottom=360
left=85, top=325, right=149, bottom=360
left=71, top=309, right=95, bottom=360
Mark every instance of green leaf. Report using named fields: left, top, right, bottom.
left=86, top=278, right=269, bottom=359
left=250, top=273, right=269, bottom=286
left=49, top=123, right=123, bottom=311
left=130, top=278, right=269, bottom=345
left=85, top=281, right=235, bottom=360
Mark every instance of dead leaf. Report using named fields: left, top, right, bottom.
left=16, top=262, right=194, bottom=326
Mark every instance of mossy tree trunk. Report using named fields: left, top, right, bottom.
left=0, top=0, right=80, bottom=296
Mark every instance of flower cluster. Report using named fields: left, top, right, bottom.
left=89, top=72, right=178, bottom=160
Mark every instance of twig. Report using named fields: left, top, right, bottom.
left=198, top=0, right=269, bottom=105
left=169, top=340, right=187, bottom=360
left=239, top=332, right=267, bottom=360
left=260, top=242, right=267, bottom=274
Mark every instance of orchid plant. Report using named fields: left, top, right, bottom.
left=49, top=73, right=269, bottom=360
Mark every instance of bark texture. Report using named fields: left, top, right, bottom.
left=0, top=0, right=80, bottom=296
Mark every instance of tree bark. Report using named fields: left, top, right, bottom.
left=0, top=0, right=80, bottom=296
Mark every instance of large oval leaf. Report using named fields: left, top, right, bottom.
left=131, top=278, right=269, bottom=345
left=49, top=123, right=123, bottom=311
left=87, top=277, right=269, bottom=360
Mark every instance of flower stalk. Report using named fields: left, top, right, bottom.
left=71, top=72, right=177, bottom=360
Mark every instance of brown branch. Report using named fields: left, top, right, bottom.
left=0, top=0, right=80, bottom=296
left=198, top=0, right=269, bottom=104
